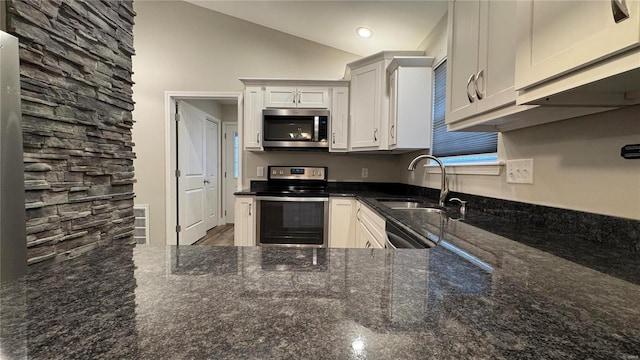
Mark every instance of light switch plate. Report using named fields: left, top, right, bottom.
left=506, top=159, right=533, bottom=184
left=257, top=166, right=264, bottom=177
left=361, top=168, right=368, bottom=178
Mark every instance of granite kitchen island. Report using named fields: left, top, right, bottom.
left=1, top=202, right=639, bottom=359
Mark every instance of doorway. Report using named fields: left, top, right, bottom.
left=164, top=92, right=243, bottom=246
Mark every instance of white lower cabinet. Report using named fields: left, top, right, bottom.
left=329, top=197, right=357, bottom=248
left=356, top=201, right=386, bottom=249
left=234, top=196, right=255, bottom=246
left=329, top=199, right=387, bottom=249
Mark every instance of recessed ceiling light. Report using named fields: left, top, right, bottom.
left=356, top=27, right=373, bottom=39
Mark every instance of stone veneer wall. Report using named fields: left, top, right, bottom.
left=6, top=0, right=136, bottom=264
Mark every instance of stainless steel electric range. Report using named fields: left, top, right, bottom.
left=255, top=166, right=328, bottom=248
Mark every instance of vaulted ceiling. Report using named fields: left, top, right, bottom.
left=184, top=1, right=448, bottom=57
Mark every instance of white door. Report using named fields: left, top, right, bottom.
left=224, top=123, right=239, bottom=223
left=204, top=118, right=219, bottom=230
left=178, top=101, right=207, bottom=245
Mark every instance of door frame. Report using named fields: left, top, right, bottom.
left=222, top=121, right=239, bottom=224
left=164, top=91, right=243, bottom=246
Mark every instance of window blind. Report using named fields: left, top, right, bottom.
left=431, top=60, right=498, bottom=158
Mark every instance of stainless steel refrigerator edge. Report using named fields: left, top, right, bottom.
left=0, top=31, right=26, bottom=282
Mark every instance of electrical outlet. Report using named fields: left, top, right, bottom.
left=506, top=159, right=533, bottom=184
left=257, top=166, right=264, bottom=177
left=361, top=168, right=368, bottom=178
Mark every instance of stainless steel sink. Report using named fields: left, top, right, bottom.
left=377, top=199, right=445, bottom=212
left=380, top=201, right=426, bottom=209
left=396, top=207, right=447, bottom=214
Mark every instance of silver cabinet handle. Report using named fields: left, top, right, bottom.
left=365, top=240, right=372, bottom=248
left=390, top=124, right=395, bottom=139
left=374, top=128, right=378, bottom=141
left=248, top=203, right=252, bottom=216
left=466, top=73, right=476, bottom=103
left=612, top=0, right=630, bottom=22
left=204, top=179, right=210, bottom=184
left=475, top=69, right=485, bottom=100
left=297, top=91, right=301, bottom=104
left=292, top=91, right=296, bottom=104
left=332, top=132, right=336, bottom=144
left=256, top=131, right=260, bottom=144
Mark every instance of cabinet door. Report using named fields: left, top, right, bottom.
left=515, top=0, right=640, bottom=90
left=475, top=0, right=517, bottom=115
left=349, top=61, right=381, bottom=149
left=388, top=71, right=398, bottom=147
left=330, top=87, right=349, bottom=151
left=392, top=66, right=432, bottom=149
left=357, top=220, right=383, bottom=249
left=264, top=86, right=297, bottom=108
left=243, top=87, right=263, bottom=150
left=329, top=198, right=356, bottom=248
left=234, top=196, right=255, bottom=246
left=297, top=87, right=330, bottom=108
left=446, top=0, right=481, bottom=125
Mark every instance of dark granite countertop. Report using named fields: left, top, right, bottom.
left=2, top=188, right=639, bottom=359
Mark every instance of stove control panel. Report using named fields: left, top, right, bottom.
left=268, top=166, right=327, bottom=181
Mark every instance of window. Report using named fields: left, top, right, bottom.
left=233, top=131, right=239, bottom=178
left=431, top=59, right=498, bottom=163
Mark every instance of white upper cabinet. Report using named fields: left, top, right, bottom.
left=330, top=87, right=349, bottom=152
left=515, top=0, right=640, bottom=106
left=346, top=50, right=426, bottom=151
left=265, top=86, right=330, bottom=108
left=349, top=61, right=383, bottom=150
left=446, top=0, right=520, bottom=128
left=243, top=86, right=263, bottom=150
left=445, top=0, right=615, bottom=132
left=387, top=57, right=434, bottom=150
left=447, top=0, right=482, bottom=123
left=240, top=79, right=349, bottom=151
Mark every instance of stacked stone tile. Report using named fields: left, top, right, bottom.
left=6, top=0, right=136, bottom=263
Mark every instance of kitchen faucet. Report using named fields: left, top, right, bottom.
left=407, top=154, right=448, bottom=207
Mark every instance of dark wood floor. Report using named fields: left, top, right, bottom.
left=193, top=224, right=234, bottom=246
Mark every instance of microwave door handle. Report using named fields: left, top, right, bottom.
left=314, top=116, right=319, bottom=142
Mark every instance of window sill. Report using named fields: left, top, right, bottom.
left=425, top=161, right=504, bottom=176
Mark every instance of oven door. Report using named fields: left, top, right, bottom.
left=256, top=197, right=328, bottom=248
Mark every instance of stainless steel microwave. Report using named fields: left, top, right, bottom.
left=262, top=108, right=329, bottom=149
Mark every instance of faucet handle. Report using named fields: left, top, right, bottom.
left=448, top=197, right=467, bottom=215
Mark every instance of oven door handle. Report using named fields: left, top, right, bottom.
left=255, top=196, right=329, bottom=202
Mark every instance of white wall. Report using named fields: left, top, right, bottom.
left=132, top=1, right=360, bottom=245
left=410, top=13, right=640, bottom=220
left=183, top=99, right=222, bottom=120
left=245, top=151, right=405, bottom=185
